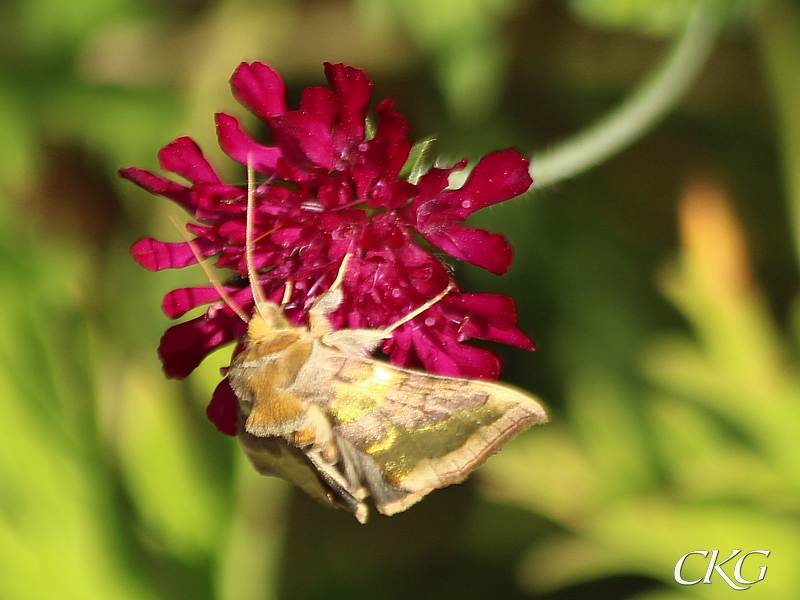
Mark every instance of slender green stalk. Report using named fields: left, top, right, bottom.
left=217, top=461, right=289, bottom=600
left=754, top=0, right=800, bottom=270
left=531, top=0, right=725, bottom=189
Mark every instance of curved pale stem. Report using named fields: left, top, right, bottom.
left=530, top=0, right=725, bottom=189
left=754, top=0, right=800, bottom=269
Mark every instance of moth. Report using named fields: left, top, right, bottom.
left=197, top=165, right=548, bottom=523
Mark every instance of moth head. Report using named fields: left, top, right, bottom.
left=248, top=298, right=292, bottom=336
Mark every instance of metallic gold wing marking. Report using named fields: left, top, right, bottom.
left=317, top=351, right=547, bottom=516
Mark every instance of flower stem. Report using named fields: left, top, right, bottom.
left=530, top=0, right=725, bottom=189
left=216, top=459, right=289, bottom=600
left=754, top=0, right=800, bottom=270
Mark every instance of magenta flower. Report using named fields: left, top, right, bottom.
left=120, top=62, right=534, bottom=436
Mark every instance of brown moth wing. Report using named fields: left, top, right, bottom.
left=312, top=350, right=548, bottom=516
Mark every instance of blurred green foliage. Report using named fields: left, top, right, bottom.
left=0, top=0, right=798, bottom=599
left=569, top=0, right=698, bottom=35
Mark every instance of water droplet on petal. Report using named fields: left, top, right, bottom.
left=301, top=201, right=325, bottom=213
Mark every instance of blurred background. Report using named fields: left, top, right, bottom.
left=1, top=0, right=799, bottom=598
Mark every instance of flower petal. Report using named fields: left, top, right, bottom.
left=230, top=62, right=287, bottom=121
left=451, top=292, right=519, bottom=329
left=284, top=86, right=338, bottom=169
left=437, top=149, right=532, bottom=218
left=158, top=313, right=245, bottom=379
left=130, top=237, right=224, bottom=271
left=162, top=286, right=226, bottom=319
left=410, top=328, right=501, bottom=379
left=189, top=182, right=246, bottom=214
left=453, top=293, right=535, bottom=350
left=324, top=62, right=372, bottom=150
left=207, top=379, right=238, bottom=436
left=357, top=100, right=413, bottom=207
left=158, top=137, right=222, bottom=184
left=215, top=113, right=283, bottom=173
left=407, top=150, right=531, bottom=232
left=369, top=100, right=411, bottom=179
left=118, top=167, right=194, bottom=212
left=421, top=222, right=513, bottom=275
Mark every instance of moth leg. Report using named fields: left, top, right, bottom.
left=308, top=254, right=351, bottom=335
left=281, top=280, right=293, bottom=306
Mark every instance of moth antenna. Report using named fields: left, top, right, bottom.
left=246, top=156, right=269, bottom=316
left=383, top=283, right=454, bottom=334
left=169, top=216, right=249, bottom=323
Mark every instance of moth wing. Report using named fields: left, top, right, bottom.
left=318, top=354, right=548, bottom=516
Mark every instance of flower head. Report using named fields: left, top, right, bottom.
left=121, top=62, right=534, bottom=435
